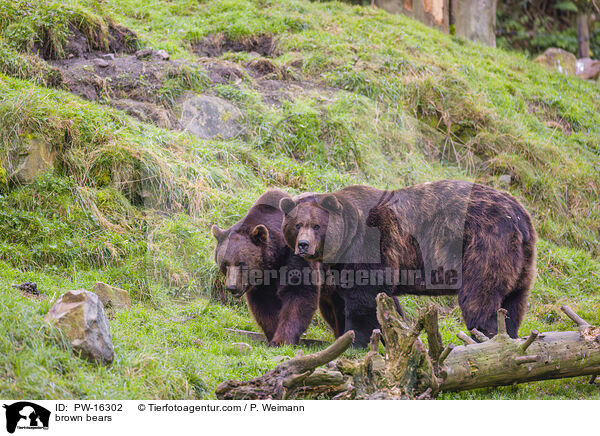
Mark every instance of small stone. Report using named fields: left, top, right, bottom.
left=498, top=174, right=512, bottom=188
left=231, top=342, right=252, bottom=354
left=247, top=51, right=261, bottom=59
left=135, top=48, right=153, bottom=59
left=45, top=290, right=114, bottom=364
left=93, top=282, right=132, bottom=310
left=93, top=58, right=110, bottom=68
left=11, top=282, right=38, bottom=295
left=154, top=49, right=170, bottom=60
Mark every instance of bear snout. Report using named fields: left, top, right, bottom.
left=297, top=239, right=310, bottom=253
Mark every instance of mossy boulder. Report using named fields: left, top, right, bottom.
left=534, top=48, right=577, bottom=76
left=179, top=92, right=243, bottom=139
left=93, top=282, right=132, bottom=310
left=45, top=290, right=114, bottom=364
left=2, top=134, right=56, bottom=184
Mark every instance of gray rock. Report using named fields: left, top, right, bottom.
left=154, top=49, right=170, bottom=60
left=179, top=93, right=243, bottom=139
left=45, top=290, right=114, bottom=364
left=1, top=135, right=56, bottom=184
left=576, top=57, right=600, bottom=80
left=93, top=282, right=132, bottom=310
left=93, top=58, right=110, bottom=68
left=499, top=174, right=512, bottom=188
left=135, top=48, right=153, bottom=59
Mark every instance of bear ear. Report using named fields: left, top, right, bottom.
left=279, top=197, right=296, bottom=215
left=211, top=225, right=227, bottom=242
left=250, top=224, right=269, bottom=244
left=321, top=195, right=341, bottom=213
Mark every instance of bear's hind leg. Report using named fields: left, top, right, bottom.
left=501, top=289, right=528, bottom=339
left=343, top=293, right=380, bottom=348
left=319, top=291, right=346, bottom=338
left=501, top=261, right=534, bottom=338
left=458, top=280, right=504, bottom=339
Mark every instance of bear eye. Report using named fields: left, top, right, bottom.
left=313, top=224, right=320, bottom=231
left=295, top=223, right=301, bottom=230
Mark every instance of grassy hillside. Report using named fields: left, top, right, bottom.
left=1, top=0, right=599, bottom=399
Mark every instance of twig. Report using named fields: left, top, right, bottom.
left=438, top=343, right=455, bottom=364
left=457, top=331, right=477, bottom=345
left=471, top=328, right=489, bottom=343
left=560, top=306, right=590, bottom=328
left=515, top=355, right=539, bottom=364
left=497, top=308, right=508, bottom=336
left=369, top=329, right=381, bottom=352
left=520, top=330, right=539, bottom=352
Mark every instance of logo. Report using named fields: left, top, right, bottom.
left=2, top=402, right=50, bottom=434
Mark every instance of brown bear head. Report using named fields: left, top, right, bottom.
left=212, top=190, right=289, bottom=297
left=279, top=193, right=347, bottom=262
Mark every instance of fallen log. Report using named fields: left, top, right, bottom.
left=440, top=308, right=600, bottom=392
left=215, top=295, right=600, bottom=399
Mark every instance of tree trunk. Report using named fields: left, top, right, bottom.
left=577, top=14, right=590, bottom=59
left=452, top=0, right=498, bottom=47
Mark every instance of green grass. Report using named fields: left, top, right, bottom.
left=0, top=0, right=599, bottom=399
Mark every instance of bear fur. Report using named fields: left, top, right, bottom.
left=280, top=180, right=537, bottom=347
left=212, top=189, right=324, bottom=345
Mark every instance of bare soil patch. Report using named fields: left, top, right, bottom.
left=194, top=34, right=279, bottom=58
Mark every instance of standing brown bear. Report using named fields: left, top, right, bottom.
left=279, top=180, right=537, bottom=348
left=212, top=189, right=335, bottom=345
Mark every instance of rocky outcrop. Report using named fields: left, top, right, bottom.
left=45, top=290, right=115, bottom=364
left=93, top=282, right=132, bottom=310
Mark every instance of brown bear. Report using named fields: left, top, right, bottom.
left=279, top=180, right=537, bottom=347
left=212, top=189, right=331, bottom=345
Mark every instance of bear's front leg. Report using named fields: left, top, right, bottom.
left=270, top=283, right=319, bottom=346
left=245, top=287, right=282, bottom=342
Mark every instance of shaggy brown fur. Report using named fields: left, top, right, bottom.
left=280, top=180, right=537, bottom=347
left=212, top=189, right=319, bottom=345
